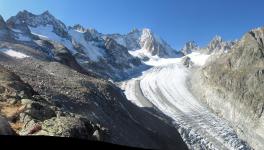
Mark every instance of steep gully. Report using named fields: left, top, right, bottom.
left=120, top=52, right=250, bottom=150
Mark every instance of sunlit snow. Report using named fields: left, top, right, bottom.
left=0, top=48, right=29, bottom=59
left=120, top=52, right=248, bottom=149
left=29, top=25, right=77, bottom=54
left=69, top=29, right=104, bottom=61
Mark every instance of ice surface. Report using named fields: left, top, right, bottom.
left=121, top=52, right=249, bottom=149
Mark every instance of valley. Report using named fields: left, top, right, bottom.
left=0, top=10, right=263, bottom=150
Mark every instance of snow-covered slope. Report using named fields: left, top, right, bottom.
left=108, top=28, right=181, bottom=59
left=68, top=28, right=105, bottom=61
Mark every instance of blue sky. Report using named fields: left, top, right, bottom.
left=0, top=0, right=264, bottom=49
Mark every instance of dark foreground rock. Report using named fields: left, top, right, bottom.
left=0, top=115, right=14, bottom=135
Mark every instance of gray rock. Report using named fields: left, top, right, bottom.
left=25, top=101, right=56, bottom=121
left=37, top=117, right=105, bottom=140
left=181, top=41, right=198, bottom=55
left=0, top=115, right=14, bottom=135
left=182, top=56, right=193, bottom=68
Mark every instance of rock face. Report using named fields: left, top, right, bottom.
left=190, top=27, right=264, bottom=150
left=104, top=37, right=141, bottom=69
left=182, top=56, right=193, bottom=68
left=0, top=15, right=13, bottom=40
left=181, top=41, right=198, bottom=55
left=7, top=10, right=68, bottom=38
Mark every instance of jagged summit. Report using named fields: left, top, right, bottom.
left=181, top=41, right=199, bottom=55
left=0, top=15, right=14, bottom=40
left=207, top=35, right=223, bottom=50
left=7, top=10, right=68, bottom=38
left=70, top=24, right=86, bottom=33
left=206, top=35, right=236, bottom=53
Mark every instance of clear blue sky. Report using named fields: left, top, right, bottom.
left=0, top=0, right=264, bottom=49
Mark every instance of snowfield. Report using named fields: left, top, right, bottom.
left=120, top=52, right=250, bottom=150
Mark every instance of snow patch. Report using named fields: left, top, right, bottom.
left=15, top=34, right=31, bottom=41
left=11, top=28, right=22, bottom=33
left=0, top=48, right=29, bottom=59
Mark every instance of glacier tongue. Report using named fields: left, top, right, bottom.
left=120, top=52, right=250, bottom=150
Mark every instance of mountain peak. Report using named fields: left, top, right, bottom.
left=181, top=41, right=198, bottom=55
left=211, top=35, right=223, bottom=42
left=71, top=24, right=86, bottom=33
left=206, top=35, right=236, bottom=53
left=142, top=28, right=152, bottom=33
left=130, top=28, right=140, bottom=33
left=17, top=10, right=33, bottom=15
left=208, top=35, right=224, bottom=49
left=7, top=10, right=68, bottom=38
left=0, top=15, right=8, bottom=30
left=41, top=10, right=52, bottom=16
left=0, top=15, right=5, bottom=24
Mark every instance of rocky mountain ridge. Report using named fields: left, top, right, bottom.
left=189, top=26, right=264, bottom=150
left=180, top=35, right=238, bottom=55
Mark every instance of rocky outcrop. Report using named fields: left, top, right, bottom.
left=190, top=27, right=264, bottom=150
left=182, top=56, right=193, bottom=68
left=35, top=116, right=108, bottom=141
left=181, top=41, right=198, bottom=55
left=203, top=35, right=237, bottom=54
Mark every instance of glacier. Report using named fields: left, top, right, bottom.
left=120, top=52, right=250, bottom=150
